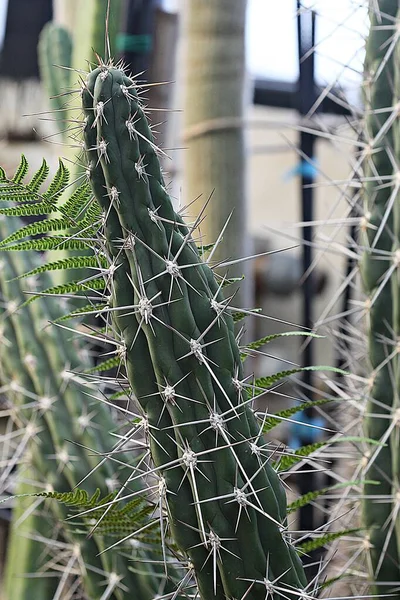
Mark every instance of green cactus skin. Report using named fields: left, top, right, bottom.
left=81, top=64, right=308, bottom=600
left=0, top=218, right=156, bottom=600
left=361, top=1, right=400, bottom=596
left=37, top=22, right=73, bottom=139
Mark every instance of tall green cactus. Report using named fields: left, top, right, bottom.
left=0, top=217, right=158, bottom=600
left=38, top=0, right=123, bottom=150
left=37, top=22, right=72, bottom=137
left=360, top=0, right=400, bottom=596
left=182, top=0, right=251, bottom=307
left=77, top=63, right=308, bottom=600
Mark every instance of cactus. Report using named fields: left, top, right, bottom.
left=0, top=215, right=159, bottom=599
left=0, top=68, right=363, bottom=599
left=37, top=0, right=123, bottom=166
left=182, top=0, right=251, bottom=307
left=37, top=1, right=124, bottom=288
left=75, top=62, right=309, bottom=600
left=37, top=22, right=72, bottom=138
left=360, top=1, right=400, bottom=596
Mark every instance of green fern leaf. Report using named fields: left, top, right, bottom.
left=14, top=254, right=108, bottom=280
left=0, top=218, right=74, bottom=247
left=251, top=365, right=346, bottom=396
left=287, top=481, right=367, bottom=514
left=36, top=487, right=157, bottom=539
left=25, top=277, right=106, bottom=305
left=108, top=388, right=132, bottom=401
left=62, top=182, right=93, bottom=220
left=85, top=355, right=122, bottom=374
left=276, top=441, right=327, bottom=471
left=262, top=398, right=333, bottom=432
left=27, top=159, right=50, bottom=193
left=232, top=308, right=262, bottom=323
left=0, top=237, right=92, bottom=252
left=0, top=189, right=38, bottom=202
left=0, top=202, right=57, bottom=217
left=242, top=331, right=322, bottom=360
left=12, top=155, right=28, bottom=184
left=43, top=159, right=69, bottom=202
left=221, top=275, right=244, bottom=287
left=53, top=302, right=109, bottom=323
left=297, top=529, right=361, bottom=554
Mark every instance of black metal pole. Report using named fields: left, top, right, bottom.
left=296, top=2, right=320, bottom=562
left=120, top=0, right=157, bottom=77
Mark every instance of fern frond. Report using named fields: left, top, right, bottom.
left=14, top=255, right=108, bottom=280
left=109, top=388, right=133, bottom=401
left=85, top=355, right=122, bottom=374
left=242, top=331, right=322, bottom=357
left=297, top=529, right=361, bottom=554
left=0, top=202, right=57, bottom=217
left=262, top=398, right=333, bottom=432
left=221, top=275, right=244, bottom=287
left=53, top=302, right=109, bottom=323
left=25, top=277, right=106, bottom=304
left=0, top=237, right=92, bottom=253
left=12, top=155, right=29, bottom=184
left=276, top=441, right=327, bottom=471
left=287, top=481, right=365, bottom=514
left=251, top=365, right=345, bottom=395
left=62, top=183, right=93, bottom=219
left=27, top=158, right=50, bottom=193
left=36, top=488, right=157, bottom=539
left=232, top=308, right=262, bottom=323
left=0, top=218, right=72, bottom=247
left=42, top=159, right=69, bottom=202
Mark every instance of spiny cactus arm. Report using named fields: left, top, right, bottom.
left=3, top=474, right=59, bottom=600
left=84, top=64, right=307, bottom=599
left=392, top=4, right=400, bottom=567
left=38, top=22, right=72, bottom=138
left=82, top=72, right=223, bottom=599
left=361, top=0, right=400, bottom=591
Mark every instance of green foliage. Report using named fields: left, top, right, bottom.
left=297, top=529, right=361, bottom=555
left=36, top=488, right=158, bottom=538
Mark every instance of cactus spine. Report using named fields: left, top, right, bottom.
left=81, top=63, right=308, bottom=600
left=361, top=0, right=400, bottom=595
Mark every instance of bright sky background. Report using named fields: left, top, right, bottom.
left=247, top=0, right=368, bottom=88
left=0, top=0, right=368, bottom=93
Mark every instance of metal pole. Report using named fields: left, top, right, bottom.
left=296, top=2, right=320, bottom=564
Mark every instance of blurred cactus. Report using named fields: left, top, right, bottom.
left=360, top=0, right=400, bottom=595
left=182, top=0, right=252, bottom=308
left=0, top=214, right=159, bottom=599
left=38, top=0, right=123, bottom=146
left=37, top=22, right=72, bottom=138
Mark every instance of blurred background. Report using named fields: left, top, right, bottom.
left=0, top=0, right=367, bottom=374
left=0, top=0, right=368, bottom=573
